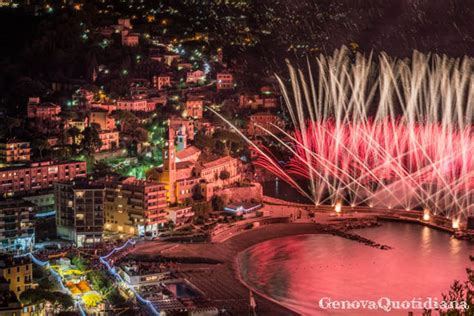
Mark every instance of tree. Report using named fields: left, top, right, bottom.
left=219, top=170, right=230, bottom=181
left=87, top=270, right=111, bottom=294
left=192, top=184, right=204, bottom=200
left=67, top=127, right=81, bottom=154
left=214, top=129, right=244, bottom=155
left=193, top=129, right=213, bottom=152
left=167, top=220, right=175, bottom=232
left=467, top=256, right=474, bottom=312
left=57, top=128, right=69, bottom=146
left=20, top=289, right=74, bottom=309
left=106, top=287, right=126, bottom=307
left=192, top=201, right=211, bottom=217
left=439, top=256, right=473, bottom=315
left=59, top=110, right=78, bottom=121
left=133, top=127, right=149, bottom=143
left=5, top=117, right=22, bottom=135
left=32, top=138, right=51, bottom=159
left=440, top=280, right=469, bottom=316
left=111, top=110, right=137, bottom=131
left=92, top=160, right=113, bottom=178
left=211, top=195, right=225, bottom=211
left=71, top=256, right=90, bottom=270
left=80, top=126, right=103, bottom=155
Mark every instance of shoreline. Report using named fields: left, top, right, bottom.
left=132, top=223, right=324, bottom=315
left=129, top=217, right=471, bottom=315
left=234, top=247, right=302, bottom=316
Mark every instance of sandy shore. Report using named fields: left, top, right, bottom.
left=128, top=205, right=466, bottom=315
left=131, top=223, right=331, bottom=315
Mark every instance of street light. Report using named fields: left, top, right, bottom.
left=423, top=209, right=430, bottom=221
left=452, top=218, right=460, bottom=230
left=334, top=202, right=342, bottom=214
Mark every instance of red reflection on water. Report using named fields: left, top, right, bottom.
left=239, top=223, right=472, bottom=315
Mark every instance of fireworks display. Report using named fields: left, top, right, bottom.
left=231, top=47, right=473, bottom=221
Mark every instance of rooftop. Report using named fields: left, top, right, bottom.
left=0, top=199, right=36, bottom=209
left=58, top=179, right=104, bottom=190
left=0, top=138, right=29, bottom=144
left=0, top=253, right=31, bottom=268
left=200, top=155, right=236, bottom=169
left=176, top=161, right=194, bottom=170
left=176, top=146, right=201, bottom=161
left=0, top=160, right=85, bottom=172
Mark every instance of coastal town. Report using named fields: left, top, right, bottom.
left=0, top=1, right=304, bottom=314
left=0, top=1, right=473, bottom=316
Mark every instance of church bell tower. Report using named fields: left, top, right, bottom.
left=160, top=119, right=176, bottom=203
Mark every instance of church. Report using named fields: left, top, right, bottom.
left=147, top=120, right=242, bottom=204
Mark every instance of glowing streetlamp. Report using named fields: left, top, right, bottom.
left=334, top=202, right=342, bottom=214
left=452, top=218, right=460, bottom=230
left=423, top=209, right=430, bottom=221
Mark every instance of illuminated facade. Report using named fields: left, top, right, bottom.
left=196, top=156, right=242, bottom=200
left=88, top=109, right=116, bottom=130
left=121, top=30, right=139, bottom=47
left=55, top=180, right=105, bottom=246
left=116, top=98, right=155, bottom=112
left=186, top=70, right=205, bottom=84
left=216, top=72, right=234, bottom=90
left=247, top=112, right=285, bottom=136
left=153, top=75, right=172, bottom=90
left=239, top=93, right=278, bottom=109
left=0, top=139, right=30, bottom=163
left=27, top=98, right=61, bottom=120
left=0, top=200, right=35, bottom=253
left=97, top=130, right=119, bottom=152
left=0, top=160, right=87, bottom=195
left=104, top=177, right=167, bottom=237
left=149, top=121, right=242, bottom=203
left=0, top=254, right=33, bottom=299
left=167, top=206, right=194, bottom=226
left=185, top=97, right=204, bottom=119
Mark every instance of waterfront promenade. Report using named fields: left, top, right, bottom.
left=125, top=197, right=472, bottom=315
left=131, top=223, right=327, bottom=315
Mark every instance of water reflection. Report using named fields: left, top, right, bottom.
left=238, top=222, right=473, bottom=315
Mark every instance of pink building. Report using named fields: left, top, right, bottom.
left=247, top=112, right=285, bottom=136
left=185, top=96, right=204, bottom=119
left=121, top=30, right=139, bottom=47
left=239, top=93, right=278, bottom=109
left=72, top=88, right=94, bottom=105
left=195, top=120, right=215, bottom=135
left=116, top=99, right=155, bottom=112
left=216, top=72, right=234, bottom=90
left=27, top=98, right=61, bottom=119
left=147, top=96, right=167, bottom=109
left=186, top=70, right=205, bottom=84
left=90, top=102, right=116, bottom=113
left=0, top=160, right=87, bottom=195
left=97, top=130, right=120, bottom=152
left=153, top=75, right=172, bottom=90
left=88, top=109, right=116, bottom=130
left=170, top=117, right=195, bottom=141
left=117, top=18, right=132, bottom=29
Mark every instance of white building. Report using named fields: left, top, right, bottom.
left=167, top=206, right=194, bottom=226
